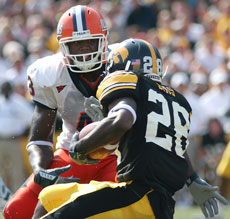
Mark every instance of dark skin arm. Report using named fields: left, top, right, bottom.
left=27, top=105, right=57, bottom=174
left=75, top=97, right=137, bottom=154
left=75, top=95, right=195, bottom=179
left=184, top=151, right=196, bottom=178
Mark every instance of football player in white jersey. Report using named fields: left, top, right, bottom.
left=4, top=5, right=117, bottom=219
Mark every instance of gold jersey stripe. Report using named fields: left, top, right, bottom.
left=140, top=39, right=157, bottom=74
left=99, top=85, right=136, bottom=102
left=97, top=73, right=138, bottom=99
left=99, top=82, right=137, bottom=99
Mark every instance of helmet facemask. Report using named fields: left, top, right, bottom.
left=60, top=33, right=108, bottom=73
left=56, top=5, right=109, bottom=73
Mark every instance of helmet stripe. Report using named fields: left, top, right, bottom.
left=72, top=7, right=78, bottom=31
left=140, top=39, right=157, bottom=74
left=76, top=6, right=83, bottom=31
left=145, top=41, right=157, bottom=74
left=72, top=6, right=84, bottom=32
left=81, top=6, right=87, bottom=30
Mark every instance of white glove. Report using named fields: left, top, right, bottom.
left=187, top=173, right=229, bottom=218
left=84, top=96, right=104, bottom=121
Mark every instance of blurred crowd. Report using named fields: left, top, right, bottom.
left=0, top=0, right=229, bottom=204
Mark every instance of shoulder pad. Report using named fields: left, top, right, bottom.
left=27, top=53, right=64, bottom=88
left=96, top=71, right=138, bottom=101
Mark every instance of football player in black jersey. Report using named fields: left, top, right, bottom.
left=33, top=38, right=228, bottom=219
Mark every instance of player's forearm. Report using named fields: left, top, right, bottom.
left=27, top=145, right=54, bottom=174
left=76, top=116, right=125, bottom=154
left=184, top=151, right=196, bottom=178
left=76, top=107, right=133, bottom=155
left=76, top=98, right=136, bottom=154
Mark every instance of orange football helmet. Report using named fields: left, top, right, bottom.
left=57, top=5, right=109, bottom=73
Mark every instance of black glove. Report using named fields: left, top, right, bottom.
left=34, top=165, right=80, bottom=188
left=187, top=173, right=229, bottom=218
left=69, top=132, right=100, bottom=165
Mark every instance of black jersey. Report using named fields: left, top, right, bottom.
left=96, top=71, right=192, bottom=194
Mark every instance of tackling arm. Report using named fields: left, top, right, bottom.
left=27, top=105, right=57, bottom=174
left=184, top=151, right=195, bottom=178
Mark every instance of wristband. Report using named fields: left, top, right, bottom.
left=186, top=172, right=199, bottom=186
left=26, top=140, right=53, bottom=150
left=108, top=104, right=136, bottom=125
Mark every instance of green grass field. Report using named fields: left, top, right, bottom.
left=174, top=206, right=230, bottom=219
left=1, top=206, right=230, bottom=218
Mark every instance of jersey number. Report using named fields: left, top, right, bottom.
left=27, top=76, right=35, bottom=96
left=143, top=56, right=162, bottom=74
left=145, top=89, right=190, bottom=157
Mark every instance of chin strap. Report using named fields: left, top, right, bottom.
left=162, top=65, right=168, bottom=79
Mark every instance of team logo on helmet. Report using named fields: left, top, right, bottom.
left=108, top=47, right=129, bottom=64
left=106, top=38, right=163, bottom=82
left=72, top=30, right=90, bottom=37
left=107, top=47, right=129, bottom=72
left=57, top=24, right=63, bottom=38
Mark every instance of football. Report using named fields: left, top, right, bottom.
left=79, top=122, right=119, bottom=160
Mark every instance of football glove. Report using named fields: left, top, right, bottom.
left=34, top=165, right=80, bottom=188
left=69, top=132, right=100, bottom=165
left=187, top=173, right=228, bottom=218
left=84, top=96, right=104, bottom=121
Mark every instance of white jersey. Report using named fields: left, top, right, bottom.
left=27, top=53, right=92, bottom=151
